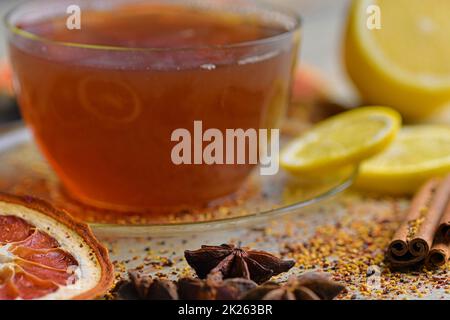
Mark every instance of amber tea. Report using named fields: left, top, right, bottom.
left=8, top=1, right=300, bottom=211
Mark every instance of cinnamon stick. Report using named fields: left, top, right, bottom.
left=426, top=199, right=450, bottom=268
left=427, top=240, right=449, bottom=268
left=437, top=199, right=450, bottom=242
left=411, top=176, right=450, bottom=254
left=387, top=175, right=450, bottom=268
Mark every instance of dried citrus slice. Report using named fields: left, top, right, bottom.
left=0, top=194, right=113, bottom=300
left=280, top=106, right=401, bottom=174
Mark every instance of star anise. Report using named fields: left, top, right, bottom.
left=215, top=278, right=259, bottom=300
left=242, top=272, right=345, bottom=300
left=109, top=280, right=140, bottom=300
left=184, top=244, right=295, bottom=284
left=177, top=275, right=258, bottom=300
left=177, top=277, right=216, bottom=300
left=113, top=266, right=257, bottom=300
left=127, top=269, right=179, bottom=300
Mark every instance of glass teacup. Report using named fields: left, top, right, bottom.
left=6, top=0, right=301, bottom=211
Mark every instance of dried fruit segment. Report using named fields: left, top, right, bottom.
left=0, top=215, right=78, bottom=298
left=0, top=216, right=33, bottom=243
left=16, top=260, right=76, bottom=286
left=12, top=230, right=60, bottom=249
left=10, top=271, right=59, bottom=300
left=0, top=194, right=113, bottom=300
left=12, top=246, right=78, bottom=271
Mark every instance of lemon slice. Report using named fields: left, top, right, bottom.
left=280, top=106, right=401, bottom=174
left=356, top=125, right=450, bottom=195
left=344, top=0, right=450, bottom=120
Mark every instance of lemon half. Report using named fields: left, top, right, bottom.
left=344, top=0, right=450, bottom=120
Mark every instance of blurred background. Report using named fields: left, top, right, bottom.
left=0, top=0, right=355, bottom=103
left=0, top=0, right=448, bottom=124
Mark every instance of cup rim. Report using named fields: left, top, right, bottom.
left=4, top=0, right=302, bottom=52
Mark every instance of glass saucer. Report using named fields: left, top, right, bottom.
left=0, top=125, right=356, bottom=237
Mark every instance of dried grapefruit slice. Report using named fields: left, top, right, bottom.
left=0, top=194, right=113, bottom=300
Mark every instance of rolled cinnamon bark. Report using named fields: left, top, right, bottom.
left=410, top=176, right=450, bottom=255
left=437, top=199, right=450, bottom=242
left=427, top=240, right=449, bottom=268
left=387, top=175, right=450, bottom=267
left=427, top=198, right=450, bottom=268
